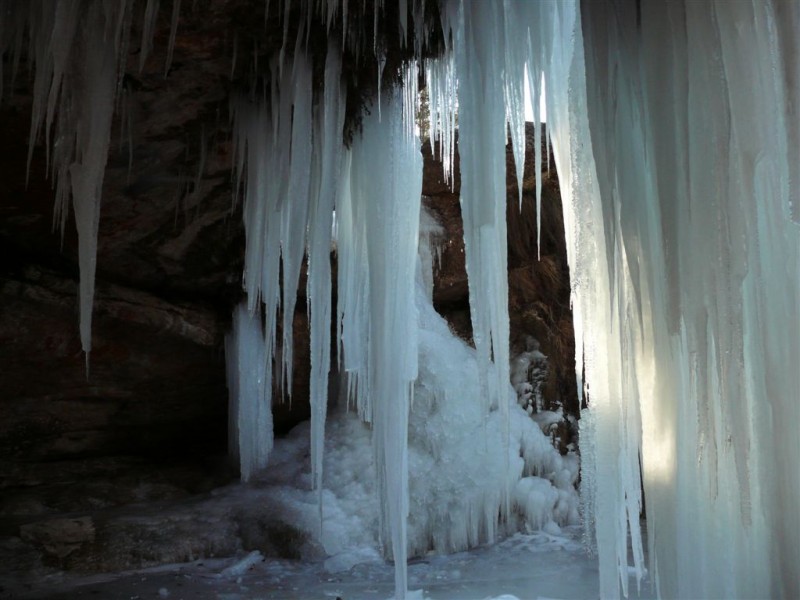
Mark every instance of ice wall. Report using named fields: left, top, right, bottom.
left=574, top=2, right=800, bottom=597
left=430, top=2, right=800, bottom=598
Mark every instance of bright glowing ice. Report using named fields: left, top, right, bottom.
left=574, top=1, right=800, bottom=597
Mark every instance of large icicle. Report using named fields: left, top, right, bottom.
left=69, top=3, right=124, bottom=369
left=279, top=51, right=314, bottom=394
left=342, top=83, right=422, bottom=600
left=1, top=1, right=163, bottom=368
left=445, top=0, right=511, bottom=423
left=306, top=43, right=346, bottom=524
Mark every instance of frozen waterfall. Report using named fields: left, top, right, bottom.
left=4, top=0, right=799, bottom=598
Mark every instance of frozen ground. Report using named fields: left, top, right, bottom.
left=10, top=527, right=654, bottom=600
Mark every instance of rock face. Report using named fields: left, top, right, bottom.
left=0, top=4, right=576, bottom=582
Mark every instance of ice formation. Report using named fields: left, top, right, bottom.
left=249, top=213, right=579, bottom=576
left=337, top=79, right=423, bottom=599
left=0, top=0, right=161, bottom=369
left=573, top=3, right=800, bottom=598
left=5, top=0, right=800, bottom=598
left=225, top=303, right=273, bottom=483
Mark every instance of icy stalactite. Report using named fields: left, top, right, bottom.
left=417, top=204, right=444, bottom=302
left=444, top=0, right=511, bottom=426
left=334, top=148, right=372, bottom=422
left=279, top=51, right=313, bottom=395
left=306, top=43, right=346, bottom=525
left=226, top=303, right=274, bottom=482
left=424, top=55, right=457, bottom=186
left=344, top=85, right=422, bottom=600
left=0, top=0, right=169, bottom=368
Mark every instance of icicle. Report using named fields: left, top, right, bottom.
left=502, top=5, right=526, bottom=211
left=226, top=302, right=274, bottom=482
left=335, top=147, right=371, bottom=421
left=398, top=0, right=408, bottom=46
left=425, top=56, right=457, bottom=189
left=377, top=49, right=386, bottom=120
left=446, top=0, right=511, bottom=427
left=351, top=84, right=422, bottom=600
left=307, top=42, right=346, bottom=528
left=279, top=51, right=314, bottom=394
left=139, top=0, right=160, bottom=72
left=164, top=0, right=181, bottom=76
left=530, top=70, right=543, bottom=259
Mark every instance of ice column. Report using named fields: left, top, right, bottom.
left=226, top=303, right=273, bottom=482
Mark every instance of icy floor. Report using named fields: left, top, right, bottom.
left=15, top=527, right=655, bottom=600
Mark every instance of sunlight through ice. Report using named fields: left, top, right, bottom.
left=524, top=70, right=547, bottom=124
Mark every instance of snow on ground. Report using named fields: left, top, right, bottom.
left=14, top=527, right=655, bottom=600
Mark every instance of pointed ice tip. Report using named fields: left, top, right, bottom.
left=84, top=351, right=91, bottom=380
